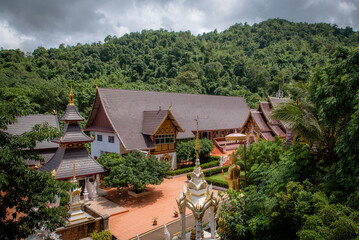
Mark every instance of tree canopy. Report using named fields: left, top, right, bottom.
left=1, top=19, right=358, bottom=118
left=0, top=100, right=71, bottom=239
left=97, top=151, right=170, bottom=192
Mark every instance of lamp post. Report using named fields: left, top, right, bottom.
left=225, top=133, right=247, bottom=188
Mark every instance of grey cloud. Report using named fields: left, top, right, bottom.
left=0, top=0, right=358, bottom=52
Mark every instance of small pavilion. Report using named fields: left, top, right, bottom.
left=39, top=86, right=106, bottom=183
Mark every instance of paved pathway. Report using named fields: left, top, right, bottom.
left=135, top=210, right=212, bottom=240
left=103, top=175, right=220, bottom=240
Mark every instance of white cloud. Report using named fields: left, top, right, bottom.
left=0, top=20, right=34, bottom=49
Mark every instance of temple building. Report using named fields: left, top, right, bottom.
left=84, top=88, right=249, bottom=169
left=5, top=114, right=59, bottom=167
left=240, top=94, right=294, bottom=144
left=39, top=87, right=106, bottom=181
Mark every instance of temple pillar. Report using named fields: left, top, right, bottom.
left=210, top=207, right=216, bottom=239
left=195, top=216, right=202, bottom=240
left=179, top=208, right=186, bottom=239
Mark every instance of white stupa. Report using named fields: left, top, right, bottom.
left=176, top=116, right=219, bottom=240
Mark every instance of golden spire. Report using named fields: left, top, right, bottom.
left=93, top=82, right=98, bottom=89
left=169, top=104, right=172, bottom=111
left=72, top=159, right=77, bottom=183
left=68, top=83, right=74, bottom=105
left=194, top=115, right=200, bottom=161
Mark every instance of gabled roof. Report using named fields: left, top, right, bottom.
left=268, top=97, right=289, bottom=108
left=6, top=114, right=59, bottom=150
left=59, top=105, right=85, bottom=122
left=85, top=88, right=249, bottom=151
left=259, top=102, right=279, bottom=125
left=39, top=147, right=106, bottom=180
left=268, top=97, right=291, bottom=129
left=251, top=111, right=271, bottom=132
left=142, top=110, right=184, bottom=135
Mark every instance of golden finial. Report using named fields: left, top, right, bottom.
left=194, top=115, right=200, bottom=161
left=258, top=95, right=261, bottom=103
left=60, top=137, right=63, bottom=142
left=51, top=169, right=56, bottom=177
left=93, top=82, right=98, bottom=89
left=52, top=109, right=57, bottom=115
left=72, top=159, right=77, bottom=183
left=169, top=104, right=172, bottom=111
left=68, top=83, right=74, bottom=105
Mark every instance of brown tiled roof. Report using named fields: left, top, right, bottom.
left=52, top=124, right=93, bottom=143
left=39, top=147, right=106, bottom=180
left=6, top=114, right=59, bottom=150
left=59, top=105, right=85, bottom=122
left=251, top=111, right=271, bottom=132
left=24, top=149, right=57, bottom=166
left=142, top=110, right=184, bottom=135
left=268, top=97, right=289, bottom=108
left=270, top=125, right=287, bottom=138
left=142, top=110, right=168, bottom=135
left=259, top=102, right=279, bottom=125
left=262, top=132, right=275, bottom=141
left=85, top=88, right=249, bottom=151
left=268, top=97, right=291, bottom=129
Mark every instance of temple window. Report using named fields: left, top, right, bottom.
left=97, top=134, right=103, bottom=141
left=108, top=136, right=115, bottom=143
left=155, top=134, right=175, bottom=144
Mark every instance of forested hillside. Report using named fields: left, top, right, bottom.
left=1, top=19, right=358, bottom=117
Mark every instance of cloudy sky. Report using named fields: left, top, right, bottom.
left=0, top=0, right=358, bottom=52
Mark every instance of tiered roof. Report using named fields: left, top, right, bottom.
left=241, top=96, right=291, bottom=142
left=40, top=87, right=106, bottom=180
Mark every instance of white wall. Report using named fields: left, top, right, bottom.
left=90, top=131, right=121, bottom=159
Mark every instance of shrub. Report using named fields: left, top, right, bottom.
left=90, top=230, right=112, bottom=240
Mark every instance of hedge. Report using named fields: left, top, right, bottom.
left=205, top=177, right=229, bottom=188
left=186, top=166, right=230, bottom=180
left=168, top=159, right=220, bottom=176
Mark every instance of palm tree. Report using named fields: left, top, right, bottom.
left=271, top=86, right=337, bottom=164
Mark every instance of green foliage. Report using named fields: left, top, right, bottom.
left=2, top=20, right=359, bottom=119
left=98, top=151, right=170, bottom=192
left=217, top=189, right=247, bottom=239
left=168, top=159, right=219, bottom=176
left=90, top=230, right=112, bottom=240
left=237, top=137, right=284, bottom=171
left=176, top=138, right=214, bottom=162
left=0, top=103, right=71, bottom=239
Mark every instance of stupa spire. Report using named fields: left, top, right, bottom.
left=194, top=115, right=200, bottom=165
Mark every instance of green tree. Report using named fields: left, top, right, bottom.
left=0, top=99, right=70, bottom=239
left=176, top=138, right=214, bottom=162
left=98, top=151, right=170, bottom=192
